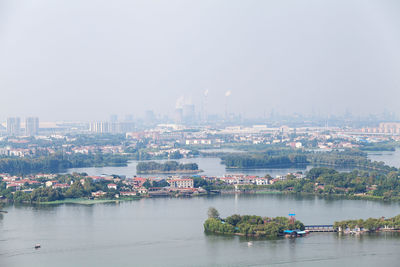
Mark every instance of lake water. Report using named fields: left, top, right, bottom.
left=67, top=148, right=400, bottom=178
left=2, top=194, right=400, bottom=267
left=367, top=148, right=400, bottom=168
left=66, top=157, right=353, bottom=178
left=4, top=149, right=398, bottom=266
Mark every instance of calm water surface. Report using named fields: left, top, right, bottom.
left=66, top=157, right=352, bottom=178
left=2, top=194, right=400, bottom=267
left=4, top=150, right=399, bottom=266
left=67, top=147, right=400, bottom=178
left=367, top=148, right=400, bottom=168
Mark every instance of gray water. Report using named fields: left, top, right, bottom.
left=67, top=147, right=400, bottom=178
left=1, top=194, right=400, bottom=266
left=4, top=149, right=398, bottom=266
left=367, top=148, right=400, bottom=168
left=66, top=157, right=352, bottom=178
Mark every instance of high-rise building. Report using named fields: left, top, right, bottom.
left=110, top=114, right=118, bottom=123
left=125, top=114, right=134, bottom=122
left=89, top=120, right=135, bottom=134
left=183, top=104, right=195, bottom=124
left=174, top=108, right=183, bottom=124
left=89, top=122, right=110, bottom=133
left=118, top=122, right=135, bottom=133
left=145, top=110, right=156, bottom=124
left=7, top=117, right=21, bottom=136
left=25, top=117, right=39, bottom=136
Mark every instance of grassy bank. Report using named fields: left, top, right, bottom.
left=39, top=197, right=141, bottom=205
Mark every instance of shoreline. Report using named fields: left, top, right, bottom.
left=5, top=189, right=399, bottom=206
left=136, top=169, right=203, bottom=174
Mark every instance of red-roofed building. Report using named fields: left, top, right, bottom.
left=133, top=177, right=147, bottom=187
left=107, top=183, right=117, bottom=190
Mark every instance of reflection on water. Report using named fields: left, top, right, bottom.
left=367, top=148, right=400, bottom=168
left=65, top=148, right=400, bottom=178
left=66, top=157, right=354, bottom=178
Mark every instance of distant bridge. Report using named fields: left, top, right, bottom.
left=305, top=225, right=336, bottom=232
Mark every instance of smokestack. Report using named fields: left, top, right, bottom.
left=225, top=90, right=232, bottom=120
left=202, top=89, right=209, bottom=123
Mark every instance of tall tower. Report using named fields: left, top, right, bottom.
left=225, top=90, right=232, bottom=120
left=202, top=89, right=209, bottom=123
left=183, top=104, right=195, bottom=124
left=7, top=117, right=21, bottom=136
left=110, top=114, right=118, bottom=123
left=25, top=117, right=39, bottom=136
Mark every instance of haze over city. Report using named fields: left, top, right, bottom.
left=4, top=1, right=400, bottom=266
left=1, top=0, right=400, bottom=121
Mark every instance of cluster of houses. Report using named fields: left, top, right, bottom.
left=209, top=173, right=305, bottom=186
left=90, top=176, right=201, bottom=198
left=1, top=124, right=399, bottom=160
left=1, top=171, right=308, bottom=199
left=2, top=173, right=58, bottom=192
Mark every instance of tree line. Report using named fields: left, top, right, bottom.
left=0, top=153, right=128, bottom=175
left=204, top=208, right=305, bottom=237
left=269, top=167, right=400, bottom=200
left=221, top=153, right=308, bottom=168
left=0, top=176, right=128, bottom=203
left=136, top=161, right=199, bottom=173
left=334, top=214, right=400, bottom=231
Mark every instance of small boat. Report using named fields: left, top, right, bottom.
left=247, top=241, right=253, bottom=247
left=34, top=244, right=41, bottom=249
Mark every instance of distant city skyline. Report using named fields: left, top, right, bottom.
left=1, top=0, right=400, bottom=121
left=1, top=111, right=399, bottom=137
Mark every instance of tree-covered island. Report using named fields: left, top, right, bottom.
left=136, top=161, right=201, bottom=174
left=220, top=149, right=397, bottom=173
left=204, top=208, right=305, bottom=238
left=0, top=153, right=128, bottom=175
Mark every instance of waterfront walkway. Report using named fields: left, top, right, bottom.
left=305, top=225, right=336, bottom=232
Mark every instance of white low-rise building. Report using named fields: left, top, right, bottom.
left=169, top=178, right=194, bottom=188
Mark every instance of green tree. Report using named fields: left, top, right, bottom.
left=208, top=207, right=220, bottom=219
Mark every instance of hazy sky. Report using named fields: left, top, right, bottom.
left=1, top=0, right=400, bottom=121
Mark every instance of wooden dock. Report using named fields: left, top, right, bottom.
left=305, top=225, right=336, bottom=232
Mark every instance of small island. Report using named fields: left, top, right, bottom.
left=204, top=208, right=305, bottom=238
left=136, top=161, right=202, bottom=174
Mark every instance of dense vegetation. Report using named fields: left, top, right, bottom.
left=268, top=167, right=400, bottom=200
left=0, top=176, right=128, bottom=203
left=308, top=150, right=397, bottom=173
left=334, top=214, right=400, bottom=231
left=220, top=149, right=397, bottom=174
left=221, top=153, right=308, bottom=168
left=0, top=153, right=128, bottom=175
left=136, top=161, right=199, bottom=173
left=204, top=208, right=305, bottom=237
left=359, top=142, right=397, bottom=151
